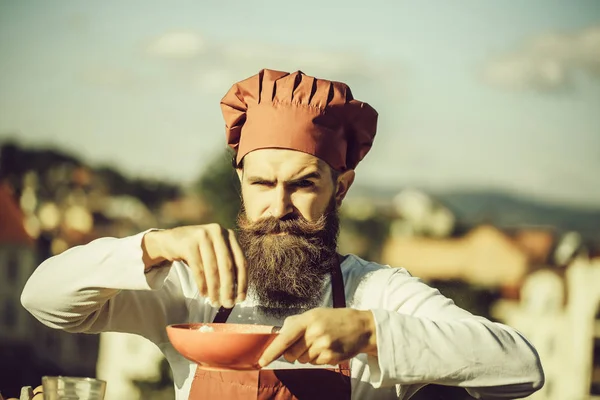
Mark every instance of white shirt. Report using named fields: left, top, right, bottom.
left=21, top=231, right=544, bottom=399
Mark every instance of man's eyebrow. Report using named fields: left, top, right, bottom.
left=288, top=171, right=321, bottom=182
left=246, top=171, right=322, bottom=184
left=246, top=175, right=275, bottom=183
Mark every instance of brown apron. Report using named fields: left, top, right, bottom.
left=188, top=259, right=352, bottom=399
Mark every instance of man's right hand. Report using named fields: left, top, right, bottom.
left=142, top=225, right=247, bottom=309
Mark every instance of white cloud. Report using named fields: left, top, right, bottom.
left=189, top=40, right=402, bottom=95
left=145, top=31, right=206, bottom=59
left=482, top=25, right=600, bottom=92
left=140, top=29, right=403, bottom=95
left=483, top=55, right=568, bottom=91
left=78, top=31, right=400, bottom=97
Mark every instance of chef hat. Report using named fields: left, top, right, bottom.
left=220, top=69, right=378, bottom=171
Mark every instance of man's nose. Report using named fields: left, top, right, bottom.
left=268, top=186, right=294, bottom=219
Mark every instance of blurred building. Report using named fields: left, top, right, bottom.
left=493, top=255, right=600, bottom=400
left=391, top=188, right=456, bottom=239
left=375, top=188, right=600, bottom=399
left=12, top=168, right=168, bottom=399
left=381, top=224, right=558, bottom=288
left=96, top=332, right=166, bottom=400
left=0, top=182, right=99, bottom=396
left=0, top=143, right=194, bottom=398
left=159, top=190, right=209, bottom=227
left=379, top=189, right=570, bottom=290
left=0, top=182, right=37, bottom=347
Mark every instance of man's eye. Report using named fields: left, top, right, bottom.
left=252, top=181, right=273, bottom=187
left=294, top=180, right=314, bottom=188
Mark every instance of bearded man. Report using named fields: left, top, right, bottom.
left=21, top=69, right=544, bottom=400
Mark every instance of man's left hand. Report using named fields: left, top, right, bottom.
left=2, top=385, right=43, bottom=400
left=259, top=308, right=378, bottom=367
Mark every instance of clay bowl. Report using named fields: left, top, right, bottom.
left=166, top=323, right=279, bottom=370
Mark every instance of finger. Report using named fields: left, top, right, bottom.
left=259, top=317, right=305, bottom=367
left=228, top=230, right=247, bottom=302
left=296, top=329, right=329, bottom=364
left=283, top=336, right=309, bottom=363
left=212, top=229, right=235, bottom=308
left=199, top=234, right=220, bottom=306
left=314, top=349, right=337, bottom=366
left=297, top=349, right=310, bottom=364
left=186, top=246, right=206, bottom=297
left=33, top=385, right=44, bottom=398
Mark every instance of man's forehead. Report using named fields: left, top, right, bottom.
left=243, top=149, right=329, bottom=177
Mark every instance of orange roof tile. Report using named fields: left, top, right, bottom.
left=0, top=182, right=34, bottom=246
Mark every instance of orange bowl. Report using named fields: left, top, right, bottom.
left=166, top=323, right=279, bottom=370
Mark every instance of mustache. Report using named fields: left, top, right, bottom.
left=237, top=213, right=328, bottom=236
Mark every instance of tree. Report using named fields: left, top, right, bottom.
left=94, top=165, right=181, bottom=209
left=195, top=149, right=241, bottom=229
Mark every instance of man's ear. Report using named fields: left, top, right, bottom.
left=335, top=169, right=355, bottom=207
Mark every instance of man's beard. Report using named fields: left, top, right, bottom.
left=236, top=199, right=340, bottom=318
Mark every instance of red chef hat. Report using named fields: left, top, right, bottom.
left=220, top=69, right=378, bottom=171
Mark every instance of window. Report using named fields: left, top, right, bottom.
left=45, top=330, right=57, bottom=349
left=2, top=299, right=17, bottom=328
left=6, top=251, right=19, bottom=284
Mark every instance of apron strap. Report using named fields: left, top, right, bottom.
left=213, top=304, right=233, bottom=323
left=331, top=255, right=346, bottom=309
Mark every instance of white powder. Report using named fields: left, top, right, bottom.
left=197, top=325, right=215, bottom=332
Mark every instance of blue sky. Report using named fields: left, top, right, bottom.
left=1, top=1, right=599, bottom=207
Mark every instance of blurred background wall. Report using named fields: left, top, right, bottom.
left=0, top=1, right=599, bottom=399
